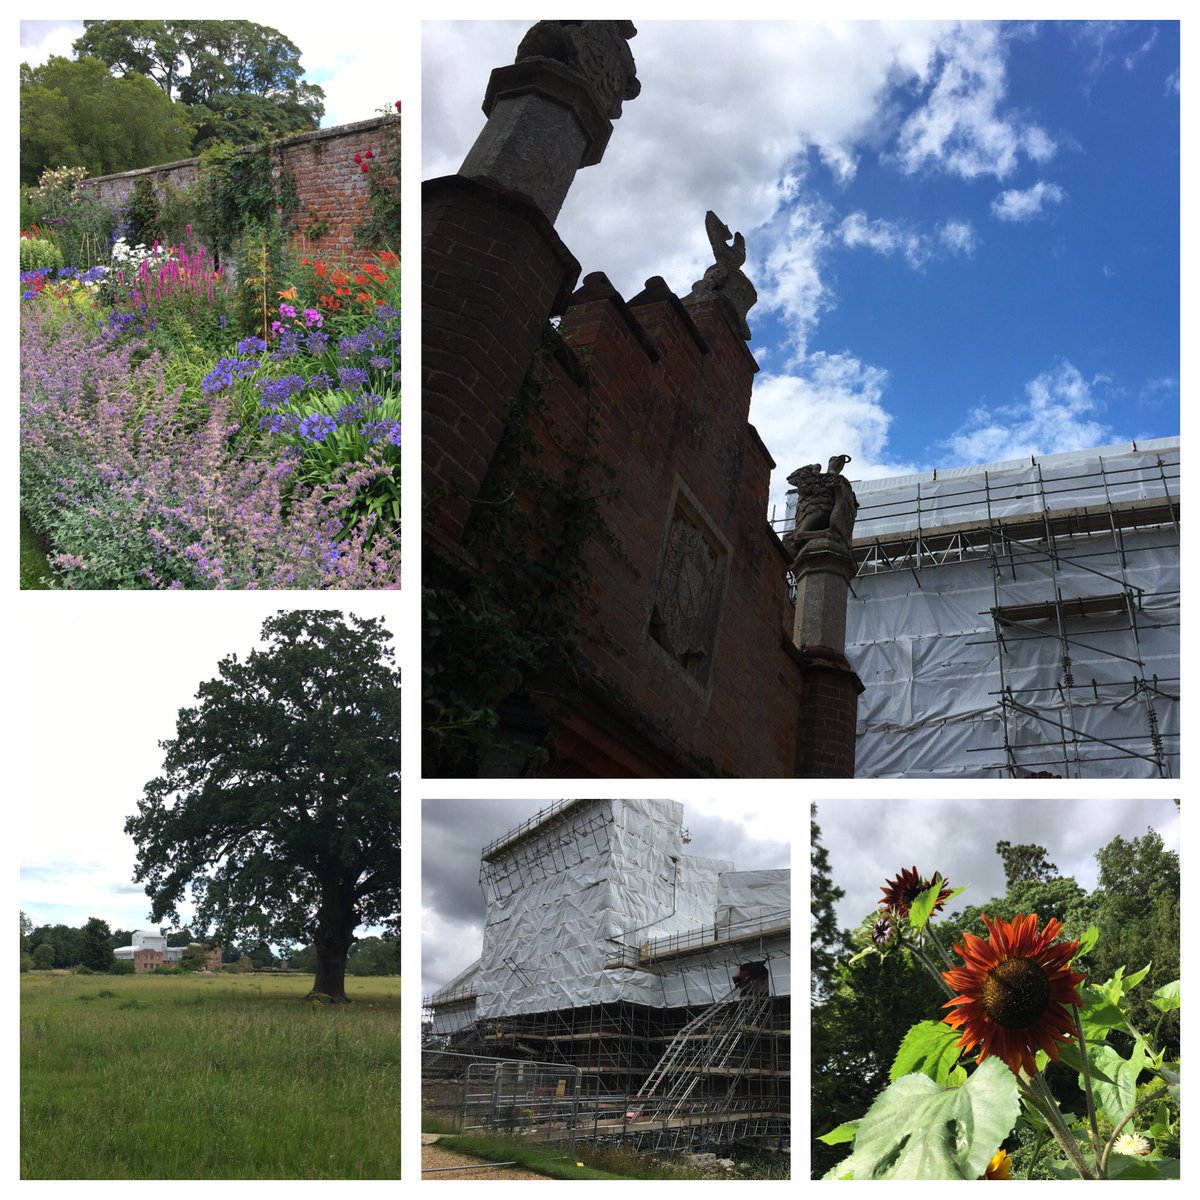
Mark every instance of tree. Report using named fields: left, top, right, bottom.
left=20, top=911, right=32, bottom=956
left=20, top=55, right=193, bottom=184
left=33, top=942, right=55, bottom=970
left=811, top=804, right=851, bottom=1000
left=125, top=610, right=401, bottom=1004
left=995, top=840, right=1059, bottom=888
left=347, top=935, right=399, bottom=976
left=74, top=21, right=325, bottom=150
left=79, top=917, right=115, bottom=972
left=179, top=944, right=210, bottom=972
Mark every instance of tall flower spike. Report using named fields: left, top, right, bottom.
left=942, top=912, right=1084, bottom=1078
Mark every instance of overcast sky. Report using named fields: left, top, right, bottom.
left=424, top=18, right=1179, bottom=517
left=421, top=797, right=791, bottom=998
left=813, top=795, right=1181, bottom=932
left=17, top=596, right=399, bottom=941
left=19, top=18, right=406, bottom=129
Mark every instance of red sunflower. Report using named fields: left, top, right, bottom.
left=879, top=865, right=952, bottom=917
left=942, top=912, right=1084, bottom=1077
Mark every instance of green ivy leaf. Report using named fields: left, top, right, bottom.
left=1149, top=979, right=1180, bottom=1013
left=817, top=1121, right=859, bottom=1146
left=890, top=1020, right=965, bottom=1086
left=835, top=1058, right=1020, bottom=1179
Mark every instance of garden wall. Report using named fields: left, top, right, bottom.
left=85, top=115, right=399, bottom=264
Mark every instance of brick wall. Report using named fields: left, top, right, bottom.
left=86, top=115, right=399, bottom=264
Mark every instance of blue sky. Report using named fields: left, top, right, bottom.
left=424, top=19, right=1179, bottom=516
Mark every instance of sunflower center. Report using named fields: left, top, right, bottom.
left=981, top=957, right=1051, bottom=1028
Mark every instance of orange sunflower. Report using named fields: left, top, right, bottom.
left=942, top=912, right=1084, bottom=1077
left=983, top=1148, right=1013, bottom=1179
left=878, top=865, right=951, bottom=917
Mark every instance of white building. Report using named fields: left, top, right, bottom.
left=832, top=439, right=1179, bottom=778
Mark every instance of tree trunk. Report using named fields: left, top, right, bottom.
left=308, top=878, right=357, bottom=1003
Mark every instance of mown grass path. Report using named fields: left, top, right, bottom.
left=21, top=972, right=400, bottom=1179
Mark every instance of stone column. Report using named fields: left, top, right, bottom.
left=423, top=21, right=640, bottom=556
left=785, top=466, right=865, bottom=777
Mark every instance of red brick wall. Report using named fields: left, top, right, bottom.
left=518, top=274, right=804, bottom=777
left=85, top=115, right=399, bottom=264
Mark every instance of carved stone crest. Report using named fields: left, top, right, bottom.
left=516, top=21, right=641, bottom=118
left=649, top=509, right=725, bottom=678
left=683, top=211, right=758, bottom=340
left=781, top=454, right=859, bottom=564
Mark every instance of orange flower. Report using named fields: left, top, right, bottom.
left=277, top=285, right=298, bottom=301
left=942, top=913, right=1084, bottom=1078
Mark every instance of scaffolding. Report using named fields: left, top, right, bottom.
left=781, top=440, right=1179, bottom=778
left=424, top=799, right=790, bottom=1153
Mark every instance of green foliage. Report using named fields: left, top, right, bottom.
left=21, top=955, right=34, bottom=973
left=124, top=611, right=400, bottom=998
left=79, top=917, right=115, bottom=972
left=811, top=804, right=851, bottom=1000
left=179, top=944, right=210, bottom=972
left=825, top=1058, right=1020, bottom=1180
left=354, top=118, right=401, bottom=251
left=33, top=943, right=55, bottom=970
left=107, top=961, right=135, bottom=975
left=889, top=1021, right=967, bottom=1087
left=996, top=840, right=1059, bottom=886
left=20, top=55, right=194, bottom=185
left=195, top=141, right=296, bottom=266
left=346, top=936, right=400, bottom=977
left=21, top=166, right=119, bottom=269
left=20, top=237, right=63, bottom=272
left=73, top=21, right=325, bottom=153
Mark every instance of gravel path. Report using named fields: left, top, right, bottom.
left=421, top=1138, right=550, bottom=1181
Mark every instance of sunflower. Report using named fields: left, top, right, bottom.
left=983, top=1148, right=1013, bottom=1179
left=879, top=866, right=951, bottom=917
left=942, top=912, right=1084, bottom=1077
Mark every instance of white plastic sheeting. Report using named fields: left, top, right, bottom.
left=845, top=442, right=1179, bottom=778
left=429, top=800, right=789, bottom=1032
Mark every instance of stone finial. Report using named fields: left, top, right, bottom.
left=458, top=21, right=640, bottom=223
left=683, top=211, right=758, bottom=341
left=782, top=455, right=859, bottom=564
left=515, top=21, right=641, bottom=118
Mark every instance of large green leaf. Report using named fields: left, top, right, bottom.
left=907, top=876, right=947, bottom=932
left=1081, top=1041, right=1149, bottom=1127
left=1073, top=925, right=1100, bottom=960
left=835, top=1058, right=1020, bottom=1179
left=817, top=1121, right=858, bottom=1146
left=890, top=1020, right=966, bottom=1086
left=1149, top=979, right=1180, bottom=1013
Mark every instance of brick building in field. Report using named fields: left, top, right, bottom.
left=423, top=21, right=862, bottom=777
left=114, top=930, right=222, bottom=973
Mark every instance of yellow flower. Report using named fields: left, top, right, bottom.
left=983, top=1149, right=1013, bottom=1179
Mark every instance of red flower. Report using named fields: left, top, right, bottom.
left=394, top=101, right=401, bottom=112
left=365, top=149, right=374, bottom=159
left=360, top=164, right=369, bottom=173
left=354, top=152, right=362, bottom=164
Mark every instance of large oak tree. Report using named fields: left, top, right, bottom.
left=125, top=610, right=400, bottom=1003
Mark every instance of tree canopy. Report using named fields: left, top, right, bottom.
left=125, top=610, right=400, bottom=1002
left=20, top=55, right=193, bottom=185
left=73, top=20, right=325, bottom=149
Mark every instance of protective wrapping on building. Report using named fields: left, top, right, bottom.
left=839, top=439, right=1179, bottom=778
left=428, top=800, right=789, bottom=1029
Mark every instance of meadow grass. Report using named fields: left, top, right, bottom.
left=21, top=971, right=399, bottom=1179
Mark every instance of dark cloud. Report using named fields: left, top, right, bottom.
left=813, top=796, right=1180, bottom=931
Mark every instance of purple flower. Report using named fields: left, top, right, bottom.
left=338, top=367, right=368, bottom=392
left=279, top=303, right=297, bottom=320
left=256, top=374, right=308, bottom=408
left=298, top=413, right=337, bottom=442
left=237, top=336, right=268, bottom=355
left=302, top=308, right=323, bottom=328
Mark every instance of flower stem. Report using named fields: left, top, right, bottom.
left=923, top=922, right=954, bottom=968
left=1019, top=1076, right=1095, bottom=1180
left=1071, top=1004, right=1104, bottom=1164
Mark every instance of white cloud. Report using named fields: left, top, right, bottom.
left=1124, top=27, right=1158, bottom=70
left=939, top=217, right=977, bottom=255
left=893, top=22, right=1056, bottom=180
left=751, top=352, right=920, bottom=516
left=838, top=211, right=929, bottom=268
left=942, top=361, right=1117, bottom=464
left=1165, top=69, right=1180, bottom=95
left=991, top=179, right=1065, bottom=221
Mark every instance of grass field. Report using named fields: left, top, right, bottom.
left=21, top=971, right=400, bottom=1179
